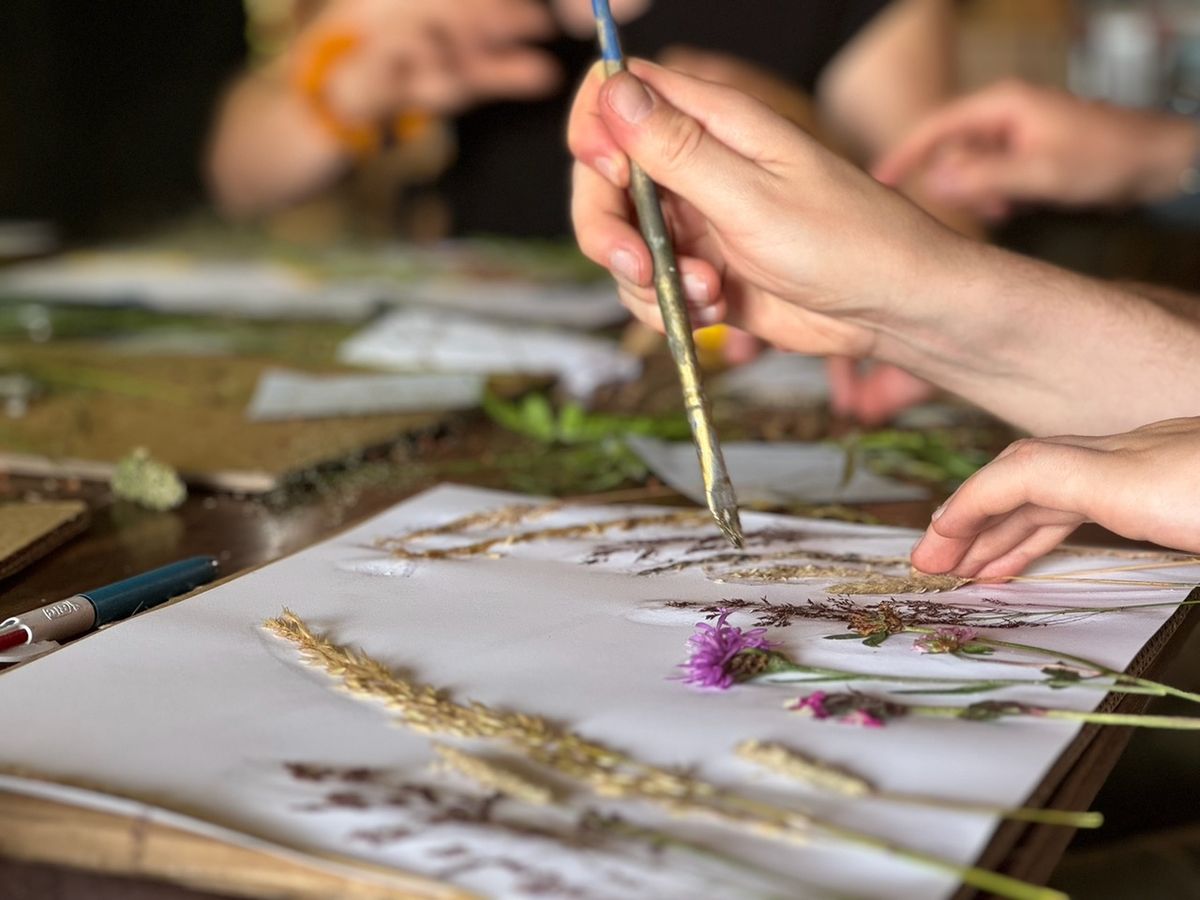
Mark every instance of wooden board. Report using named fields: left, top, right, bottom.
left=0, top=791, right=463, bottom=900
left=0, top=500, right=88, bottom=581
left=0, top=345, right=455, bottom=493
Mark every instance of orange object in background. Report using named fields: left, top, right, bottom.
left=291, top=28, right=429, bottom=157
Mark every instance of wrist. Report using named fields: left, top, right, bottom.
left=868, top=231, right=1035, bottom=387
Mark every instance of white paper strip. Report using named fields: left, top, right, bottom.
left=0, top=253, right=377, bottom=321
left=246, top=368, right=485, bottom=421
left=339, top=308, right=640, bottom=399
left=390, top=280, right=626, bottom=329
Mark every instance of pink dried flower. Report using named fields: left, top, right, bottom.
left=789, top=691, right=905, bottom=727
left=841, top=709, right=885, bottom=728
left=913, top=626, right=980, bottom=655
left=788, top=691, right=831, bottom=719
left=680, top=610, right=773, bottom=690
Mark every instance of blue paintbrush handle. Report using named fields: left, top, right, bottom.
left=592, top=0, right=624, bottom=63
left=82, top=556, right=219, bottom=627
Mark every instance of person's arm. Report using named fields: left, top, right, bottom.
left=206, top=0, right=557, bottom=218
left=817, top=0, right=969, bottom=423
left=818, top=0, right=956, bottom=168
left=567, top=61, right=1200, bottom=437
left=206, top=62, right=349, bottom=218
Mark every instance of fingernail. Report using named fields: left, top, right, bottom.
left=692, top=304, right=721, bottom=326
left=607, top=75, right=653, bottom=124
left=683, top=272, right=709, bottom=305
left=595, top=156, right=620, bottom=186
left=930, top=501, right=947, bottom=522
left=610, top=248, right=640, bottom=283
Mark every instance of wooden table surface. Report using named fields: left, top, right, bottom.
left=0, top=441, right=1193, bottom=900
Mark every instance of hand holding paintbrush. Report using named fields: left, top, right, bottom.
left=588, top=0, right=744, bottom=547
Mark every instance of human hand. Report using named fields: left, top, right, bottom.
left=568, top=60, right=955, bottom=361
left=294, top=0, right=559, bottom=124
left=912, top=418, right=1200, bottom=579
left=827, top=358, right=936, bottom=426
left=874, top=80, right=1200, bottom=220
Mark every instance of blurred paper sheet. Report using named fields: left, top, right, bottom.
left=339, top=308, right=640, bottom=399
left=392, top=280, right=626, bottom=329
left=626, top=435, right=928, bottom=505
left=715, top=350, right=829, bottom=406
left=246, top=368, right=485, bottom=421
left=0, top=253, right=377, bottom=321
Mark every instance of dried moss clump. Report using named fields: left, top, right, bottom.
left=111, top=448, right=187, bottom=511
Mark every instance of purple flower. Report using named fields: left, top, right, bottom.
left=680, top=610, right=773, bottom=690
left=913, top=626, right=979, bottom=655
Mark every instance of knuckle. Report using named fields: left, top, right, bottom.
left=658, top=115, right=706, bottom=171
left=1003, top=438, right=1044, bottom=465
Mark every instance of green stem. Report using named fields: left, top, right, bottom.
left=912, top=704, right=1200, bottom=730
left=814, top=819, right=1066, bottom=900
left=717, top=792, right=1061, bottom=900
left=753, top=663, right=1167, bottom=698
left=972, top=635, right=1200, bottom=707
left=877, top=791, right=1102, bottom=829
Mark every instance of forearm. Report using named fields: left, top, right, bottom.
left=875, top=236, right=1200, bottom=435
left=206, top=68, right=351, bottom=219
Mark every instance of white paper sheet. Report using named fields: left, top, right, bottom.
left=339, top=309, right=641, bottom=400
left=0, top=253, right=378, bottom=321
left=626, top=435, right=928, bottom=506
left=246, top=368, right=485, bottom=421
left=388, top=280, right=627, bottom=329
left=0, top=485, right=1194, bottom=900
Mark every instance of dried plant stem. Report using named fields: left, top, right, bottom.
left=1005, top=575, right=1193, bottom=589
left=963, top=633, right=1200, bottom=708
left=264, top=610, right=1059, bottom=900
left=380, top=510, right=710, bottom=560
left=736, top=741, right=1102, bottom=829
left=1023, top=558, right=1200, bottom=580
left=905, top=703, right=1200, bottom=730
left=436, top=749, right=803, bottom=891
left=432, top=744, right=554, bottom=805
left=751, top=657, right=1165, bottom=698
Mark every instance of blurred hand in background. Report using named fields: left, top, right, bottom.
left=875, top=79, right=1200, bottom=222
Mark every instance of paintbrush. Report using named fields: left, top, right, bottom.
left=590, top=0, right=744, bottom=548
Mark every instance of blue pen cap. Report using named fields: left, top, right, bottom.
left=81, top=556, right=219, bottom=628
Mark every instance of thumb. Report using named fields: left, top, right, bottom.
left=598, top=70, right=760, bottom=224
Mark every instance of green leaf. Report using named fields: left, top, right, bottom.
left=824, top=633, right=866, bottom=641
left=959, top=644, right=995, bottom=655
left=862, top=632, right=891, bottom=647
